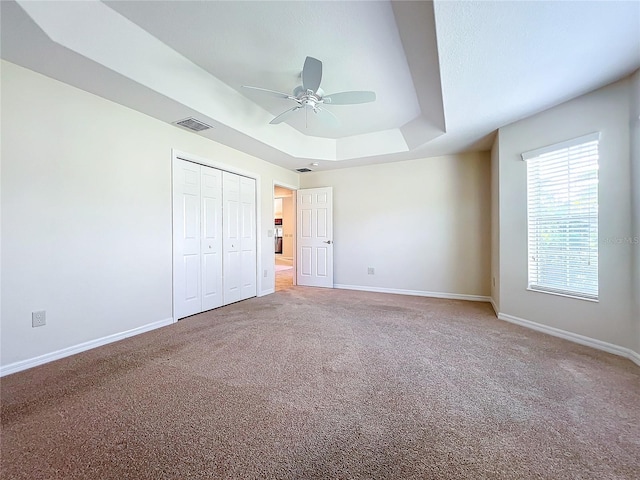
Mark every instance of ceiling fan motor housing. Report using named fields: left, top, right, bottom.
left=293, top=86, right=322, bottom=107
left=242, top=57, right=376, bottom=125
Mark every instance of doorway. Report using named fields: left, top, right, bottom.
left=274, top=185, right=295, bottom=291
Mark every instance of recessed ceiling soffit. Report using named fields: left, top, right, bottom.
left=15, top=0, right=446, bottom=163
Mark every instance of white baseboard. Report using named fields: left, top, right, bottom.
left=259, top=288, right=275, bottom=296
left=497, top=312, right=640, bottom=367
left=0, top=317, right=174, bottom=377
left=489, top=298, right=498, bottom=316
left=334, top=284, right=491, bottom=303
left=629, top=349, right=640, bottom=366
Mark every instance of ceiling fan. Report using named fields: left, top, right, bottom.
left=242, top=56, right=376, bottom=126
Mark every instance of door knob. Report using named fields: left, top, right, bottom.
left=323, top=240, right=333, bottom=244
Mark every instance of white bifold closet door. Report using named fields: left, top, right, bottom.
left=223, top=171, right=257, bottom=304
left=173, top=159, right=256, bottom=320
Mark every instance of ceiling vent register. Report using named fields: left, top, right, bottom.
left=174, top=117, right=213, bottom=132
left=296, top=168, right=313, bottom=173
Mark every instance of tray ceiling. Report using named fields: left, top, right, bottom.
left=2, top=1, right=638, bottom=171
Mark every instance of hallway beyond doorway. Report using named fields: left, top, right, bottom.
left=275, top=256, right=293, bottom=291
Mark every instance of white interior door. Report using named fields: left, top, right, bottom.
left=223, top=172, right=257, bottom=304
left=201, top=167, right=223, bottom=311
left=222, top=172, right=242, bottom=305
left=173, top=159, right=202, bottom=319
left=240, top=176, right=257, bottom=300
left=223, top=171, right=242, bottom=304
left=297, top=187, right=333, bottom=288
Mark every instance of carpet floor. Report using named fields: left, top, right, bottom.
left=1, top=287, right=639, bottom=479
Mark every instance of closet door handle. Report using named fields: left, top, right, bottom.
left=323, top=240, right=332, bottom=245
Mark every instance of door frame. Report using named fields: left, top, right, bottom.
left=171, top=149, right=262, bottom=323
left=273, top=181, right=297, bottom=288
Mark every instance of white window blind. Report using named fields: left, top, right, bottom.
left=523, top=132, right=599, bottom=300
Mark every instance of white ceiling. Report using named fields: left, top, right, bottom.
left=2, top=1, right=639, bottom=172
left=105, top=1, right=423, bottom=140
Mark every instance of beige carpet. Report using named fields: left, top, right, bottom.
left=2, top=287, right=639, bottom=479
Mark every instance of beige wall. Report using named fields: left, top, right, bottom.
left=496, top=77, right=635, bottom=350
left=274, top=188, right=294, bottom=258
left=281, top=195, right=294, bottom=258
left=490, top=132, right=500, bottom=312
left=630, top=70, right=640, bottom=354
left=300, top=152, right=491, bottom=298
left=3, top=58, right=636, bottom=371
left=274, top=198, right=283, bottom=218
left=1, top=61, right=298, bottom=369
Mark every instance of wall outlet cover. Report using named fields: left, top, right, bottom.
left=32, top=310, right=46, bottom=327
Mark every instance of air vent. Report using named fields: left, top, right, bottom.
left=296, top=168, right=313, bottom=173
left=174, top=117, right=213, bottom=132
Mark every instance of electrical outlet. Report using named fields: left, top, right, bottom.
left=264, top=269, right=268, bottom=278
left=368, top=267, right=375, bottom=275
left=32, top=310, right=46, bottom=328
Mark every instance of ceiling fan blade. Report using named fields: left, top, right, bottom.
left=269, top=106, right=301, bottom=125
left=242, top=85, right=296, bottom=100
left=302, top=56, right=322, bottom=93
left=323, top=91, right=376, bottom=105
left=315, top=107, right=340, bottom=127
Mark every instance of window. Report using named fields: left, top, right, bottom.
left=523, top=133, right=600, bottom=301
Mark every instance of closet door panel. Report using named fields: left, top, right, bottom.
left=173, top=159, right=202, bottom=319
left=240, top=176, right=257, bottom=300
left=223, top=171, right=242, bottom=305
left=201, top=166, right=223, bottom=311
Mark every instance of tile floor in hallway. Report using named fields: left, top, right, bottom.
left=275, top=255, right=293, bottom=291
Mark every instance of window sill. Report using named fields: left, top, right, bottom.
left=526, top=287, right=599, bottom=303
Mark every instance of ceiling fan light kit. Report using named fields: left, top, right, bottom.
left=243, top=56, right=376, bottom=127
